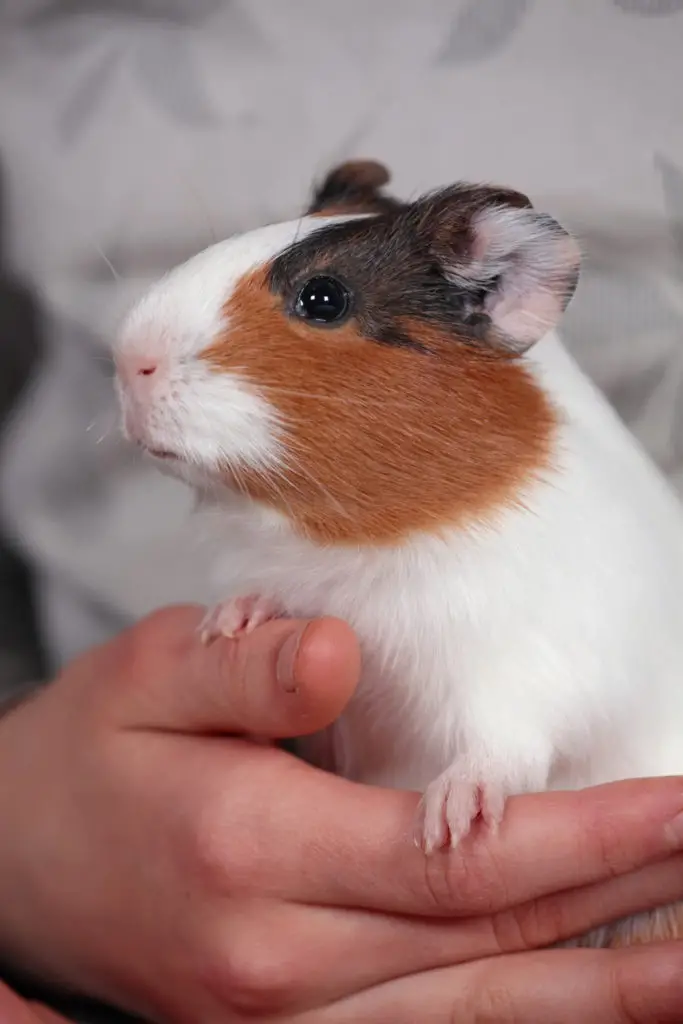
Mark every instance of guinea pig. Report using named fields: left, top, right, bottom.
left=114, top=159, right=683, bottom=949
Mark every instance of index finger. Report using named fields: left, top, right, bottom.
left=265, top=772, right=683, bottom=916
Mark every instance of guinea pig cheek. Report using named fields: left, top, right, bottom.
left=169, top=357, right=284, bottom=479
left=201, top=268, right=558, bottom=545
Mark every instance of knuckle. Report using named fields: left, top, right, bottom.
left=185, top=800, right=248, bottom=895
left=488, top=907, right=529, bottom=955
left=144, top=603, right=200, bottom=634
left=576, top=800, right=625, bottom=881
left=589, top=818, right=624, bottom=882
left=108, top=616, right=162, bottom=682
left=106, top=606, right=203, bottom=708
left=130, top=606, right=199, bottom=663
left=212, top=638, right=247, bottom=700
left=130, top=607, right=179, bottom=654
left=491, top=897, right=570, bottom=953
left=190, top=635, right=255, bottom=729
left=438, top=844, right=511, bottom=915
left=138, top=605, right=177, bottom=635
left=422, top=855, right=463, bottom=912
left=183, top=778, right=274, bottom=897
left=204, top=909, right=303, bottom=1017
left=420, top=848, right=487, bottom=913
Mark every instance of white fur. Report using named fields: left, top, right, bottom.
left=114, top=209, right=683, bottom=851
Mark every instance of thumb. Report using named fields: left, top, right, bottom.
left=109, top=606, right=361, bottom=738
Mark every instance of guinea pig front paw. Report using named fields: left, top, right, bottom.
left=199, top=595, right=282, bottom=645
left=416, top=765, right=507, bottom=855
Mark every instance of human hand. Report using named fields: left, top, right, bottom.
left=0, top=607, right=682, bottom=1023
left=0, top=979, right=69, bottom=1023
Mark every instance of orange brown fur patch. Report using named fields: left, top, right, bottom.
left=202, top=265, right=557, bottom=545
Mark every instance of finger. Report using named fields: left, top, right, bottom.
left=495, top=852, right=683, bottom=952
left=109, top=606, right=361, bottom=737
left=308, top=944, right=683, bottom=1024
left=256, top=773, right=683, bottom=915
left=27, top=1007, right=70, bottom=1024
left=214, top=856, right=683, bottom=1015
left=210, top=900, right=491, bottom=1016
left=0, top=983, right=67, bottom=1024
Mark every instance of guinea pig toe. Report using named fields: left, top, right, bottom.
left=417, top=766, right=507, bottom=854
left=199, top=595, right=281, bottom=644
left=415, top=773, right=452, bottom=854
left=239, top=595, right=283, bottom=633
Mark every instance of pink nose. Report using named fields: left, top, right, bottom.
left=117, top=352, right=164, bottom=390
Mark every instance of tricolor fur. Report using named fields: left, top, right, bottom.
left=115, top=160, right=683, bottom=948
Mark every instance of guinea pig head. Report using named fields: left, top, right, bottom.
left=114, top=163, right=579, bottom=544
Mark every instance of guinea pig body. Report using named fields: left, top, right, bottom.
left=205, top=327, right=683, bottom=812
left=114, top=161, right=683, bottom=947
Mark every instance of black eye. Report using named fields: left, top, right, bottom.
left=294, top=275, right=350, bottom=325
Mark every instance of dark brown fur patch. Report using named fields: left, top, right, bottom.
left=201, top=264, right=557, bottom=545
left=271, top=183, right=537, bottom=355
left=307, top=160, right=404, bottom=217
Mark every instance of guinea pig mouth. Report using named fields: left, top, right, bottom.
left=151, top=450, right=178, bottom=460
left=141, top=444, right=180, bottom=461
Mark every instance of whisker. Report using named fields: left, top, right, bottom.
left=226, top=459, right=248, bottom=498
left=93, top=243, right=120, bottom=282
left=291, top=214, right=306, bottom=247
left=280, top=443, right=352, bottom=519
left=248, top=461, right=298, bottom=521
left=85, top=411, right=118, bottom=447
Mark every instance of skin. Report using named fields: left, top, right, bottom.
left=0, top=609, right=683, bottom=1023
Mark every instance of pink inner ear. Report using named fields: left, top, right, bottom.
left=475, top=211, right=580, bottom=349
left=441, top=205, right=580, bottom=350
left=486, top=287, right=566, bottom=348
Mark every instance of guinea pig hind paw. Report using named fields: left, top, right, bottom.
left=198, top=595, right=281, bottom=644
left=417, top=767, right=507, bottom=854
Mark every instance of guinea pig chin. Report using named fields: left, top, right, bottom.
left=116, top=362, right=283, bottom=482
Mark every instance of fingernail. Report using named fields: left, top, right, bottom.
left=664, top=809, right=683, bottom=847
left=276, top=624, right=308, bottom=692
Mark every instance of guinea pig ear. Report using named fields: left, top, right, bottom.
left=430, top=189, right=581, bottom=352
left=306, top=159, right=402, bottom=216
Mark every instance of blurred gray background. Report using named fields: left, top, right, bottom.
left=1, top=0, right=683, bottom=701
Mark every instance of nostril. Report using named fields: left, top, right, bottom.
left=116, top=353, right=163, bottom=385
